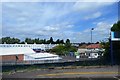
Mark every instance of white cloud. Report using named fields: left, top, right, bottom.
left=77, top=0, right=119, bottom=2
left=73, top=21, right=113, bottom=42
left=1, top=0, right=119, bottom=2
left=73, top=1, right=117, bottom=12
left=44, top=26, right=59, bottom=31
left=93, top=22, right=112, bottom=39
left=83, top=29, right=90, bottom=33
left=2, top=2, right=117, bottom=42
left=84, top=12, right=102, bottom=20
left=94, top=22, right=111, bottom=32
left=17, top=17, right=26, bottom=21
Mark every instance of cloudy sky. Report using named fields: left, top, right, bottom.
left=1, top=0, right=119, bottom=43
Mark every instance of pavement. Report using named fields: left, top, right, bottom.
left=2, top=66, right=120, bottom=80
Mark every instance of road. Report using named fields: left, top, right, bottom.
left=2, top=66, right=120, bottom=80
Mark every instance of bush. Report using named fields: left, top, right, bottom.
left=51, top=44, right=77, bottom=55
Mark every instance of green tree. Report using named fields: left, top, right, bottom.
left=111, top=21, right=120, bottom=31
left=51, top=39, right=77, bottom=55
left=102, top=41, right=111, bottom=62
left=46, top=40, right=50, bottom=44
left=43, top=39, right=46, bottom=44
left=51, top=44, right=65, bottom=55
left=59, top=39, right=64, bottom=44
left=56, top=39, right=60, bottom=44
left=1, top=37, right=20, bottom=44
left=34, top=38, right=40, bottom=44
left=50, top=37, right=54, bottom=44
left=25, top=38, right=34, bottom=44
left=65, top=39, right=71, bottom=48
left=12, top=38, right=20, bottom=44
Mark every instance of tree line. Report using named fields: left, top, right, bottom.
left=0, top=37, right=67, bottom=44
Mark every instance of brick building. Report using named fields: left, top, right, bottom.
left=0, top=47, right=35, bottom=62
left=0, top=47, right=61, bottom=63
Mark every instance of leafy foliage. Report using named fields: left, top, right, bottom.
left=1, top=37, right=65, bottom=44
left=102, top=41, right=111, bottom=62
left=1, top=37, right=20, bottom=44
left=51, top=39, right=77, bottom=55
left=111, top=21, right=120, bottom=31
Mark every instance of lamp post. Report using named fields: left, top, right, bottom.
left=91, top=28, right=94, bottom=50
left=91, top=28, right=94, bottom=45
left=90, top=28, right=94, bottom=58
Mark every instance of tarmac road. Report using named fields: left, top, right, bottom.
left=2, top=66, right=120, bottom=80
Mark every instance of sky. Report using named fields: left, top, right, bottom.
left=1, top=0, right=119, bottom=43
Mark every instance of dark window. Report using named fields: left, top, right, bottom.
left=114, top=32, right=120, bottom=38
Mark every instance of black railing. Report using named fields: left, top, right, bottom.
left=1, top=58, right=107, bottom=72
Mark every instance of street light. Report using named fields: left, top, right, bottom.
left=90, top=28, right=94, bottom=57
left=91, top=28, right=94, bottom=45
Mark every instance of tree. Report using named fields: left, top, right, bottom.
left=65, top=39, right=71, bottom=48
left=51, top=44, right=77, bottom=55
left=51, top=39, right=77, bottom=55
left=2, top=37, right=11, bottom=44
left=46, top=40, right=50, bottom=44
left=1, top=37, right=20, bottom=44
left=66, top=39, right=70, bottom=43
left=34, top=38, right=40, bottom=44
left=51, top=44, right=65, bottom=55
left=43, top=39, right=46, bottom=44
left=56, top=39, right=60, bottom=44
left=25, top=38, right=34, bottom=44
left=111, top=21, right=120, bottom=31
left=12, top=38, right=20, bottom=44
left=50, top=37, right=54, bottom=44
left=102, top=41, right=110, bottom=61
left=95, top=42, right=99, bottom=44
left=59, top=39, right=64, bottom=44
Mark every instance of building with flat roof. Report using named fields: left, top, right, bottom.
left=0, top=44, right=57, bottom=51
left=0, top=47, right=61, bottom=63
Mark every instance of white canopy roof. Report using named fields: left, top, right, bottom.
left=0, top=47, right=35, bottom=56
left=27, top=53, right=58, bottom=58
left=24, top=52, right=61, bottom=61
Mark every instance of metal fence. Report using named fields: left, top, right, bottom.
left=1, top=58, right=108, bottom=72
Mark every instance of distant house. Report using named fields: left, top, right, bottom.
left=86, top=44, right=102, bottom=49
left=77, top=44, right=104, bottom=59
left=77, top=49, right=88, bottom=58
left=79, top=44, right=88, bottom=49
left=71, top=43, right=80, bottom=47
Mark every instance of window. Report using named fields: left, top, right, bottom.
left=114, top=32, right=120, bottom=38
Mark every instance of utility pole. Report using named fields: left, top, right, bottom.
left=90, top=28, right=94, bottom=58
left=91, top=28, right=94, bottom=48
